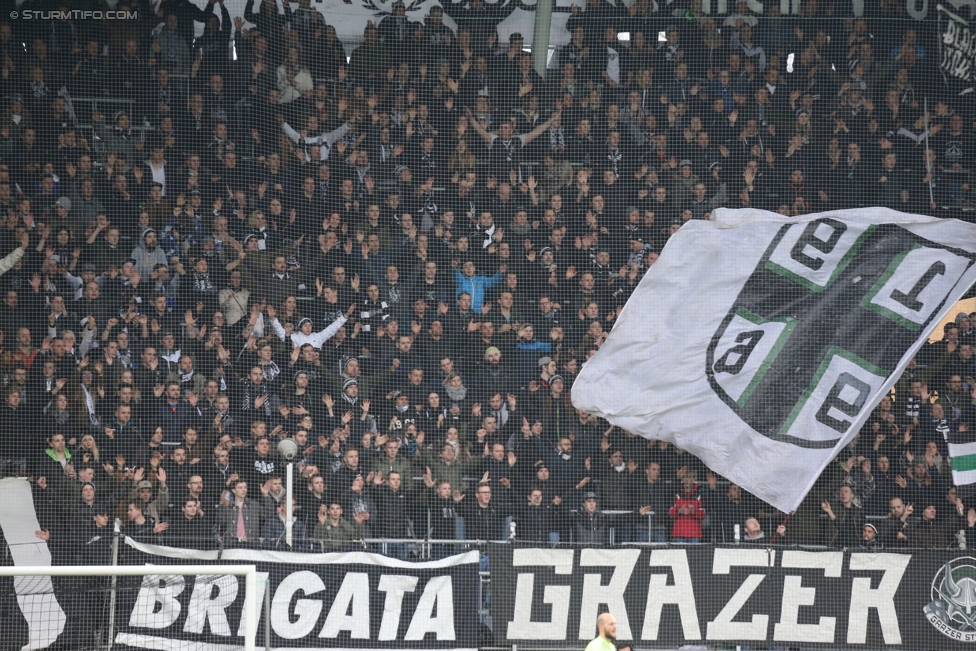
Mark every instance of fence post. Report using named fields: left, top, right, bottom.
left=105, top=518, right=122, bottom=651
left=264, top=573, right=272, bottom=651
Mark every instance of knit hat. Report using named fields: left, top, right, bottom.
left=343, top=378, right=358, bottom=392
left=484, top=346, right=501, bottom=359
left=863, top=523, right=878, bottom=534
left=294, top=370, right=308, bottom=381
left=550, top=374, right=564, bottom=386
left=298, top=317, right=313, bottom=329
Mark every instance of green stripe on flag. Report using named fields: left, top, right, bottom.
left=951, top=452, right=976, bottom=473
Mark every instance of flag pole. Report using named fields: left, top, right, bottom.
left=769, top=511, right=794, bottom=545
left=924, top=96, right=935, bottom=207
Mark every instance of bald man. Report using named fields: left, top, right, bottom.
left=586, top=613, right=627, bottom=651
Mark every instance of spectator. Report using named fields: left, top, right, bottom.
left=314, top=502, right=366, bottom=549
left=821, top=485, right=864, bottom=547
left=669, top=470, right=705, bottom=543
left=215, top=479, right=272, bottom=545
left=262, top=500, right=309, bottom=549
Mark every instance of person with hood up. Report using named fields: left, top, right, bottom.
left=131, top=227, right=169, bottom=277
left=956, top=311, right=975, bottom=342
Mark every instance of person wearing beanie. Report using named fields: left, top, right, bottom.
left=270, top=303, right=357, bottom=349
left=475, top=346, right=513, bottom=401
left=330, top=376, right=380, bottom=437
left=860, top=522, right=883, bottom=549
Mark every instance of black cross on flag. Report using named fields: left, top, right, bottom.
left=572, top=208, right=976, bottom=512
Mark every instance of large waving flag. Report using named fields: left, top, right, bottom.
left=572, top=208, right=976, bottom=513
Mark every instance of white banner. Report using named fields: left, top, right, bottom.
left=572, top=208, right=976, bottom=513
left=0, top=478, right=67, bottom=650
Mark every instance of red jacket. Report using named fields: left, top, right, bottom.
left=669, top=484, right=705, bottom=539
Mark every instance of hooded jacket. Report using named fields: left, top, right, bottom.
left=131, top=228, right=169, bottom=277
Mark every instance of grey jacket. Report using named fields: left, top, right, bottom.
left=216, top=496, right=274, bottom=542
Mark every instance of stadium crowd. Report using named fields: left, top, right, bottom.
left=0, top=0, right=973, bottom=563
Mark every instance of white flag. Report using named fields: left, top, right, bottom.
left=572, top=207, right=976, bottom=513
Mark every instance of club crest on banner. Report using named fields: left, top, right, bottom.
left=706, top=218, right=976, bottom=450
left=360, top=0, right=432, bottom=16
left=925, top=558, right=976, bottom=641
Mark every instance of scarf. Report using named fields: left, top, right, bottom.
left=607, top=147, right=622, bottom=174
left=81, top=384, right=99, bottom=427
left=904, top=395, right=921, bottom=419
left=181, top=369, right=195, bottom=383
left=489, top=404, right=510, bottom=429
left=117, top=347, right=132, bottom=368
left=193, top=271, right=215, bottom=294
left=499, top=138, right=518, bottom=162
left=444, top=383, right=467, bottom=402
left=549, top=127, right=565, bottom=151
left=242, top=380, right=272, bottom=415
left=30, top=81, right=49, bottom=100
left=261, top=362, right=280, bottom=384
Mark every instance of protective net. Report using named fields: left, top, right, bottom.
left=0, top=0, right=973, bottom=648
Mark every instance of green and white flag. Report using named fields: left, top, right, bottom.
left=949, top=432, right=976, bottom=485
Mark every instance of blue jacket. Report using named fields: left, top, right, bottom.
left=262, top=515, right=312, bottom=550
left=455, top=269, right=502, bottom=314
